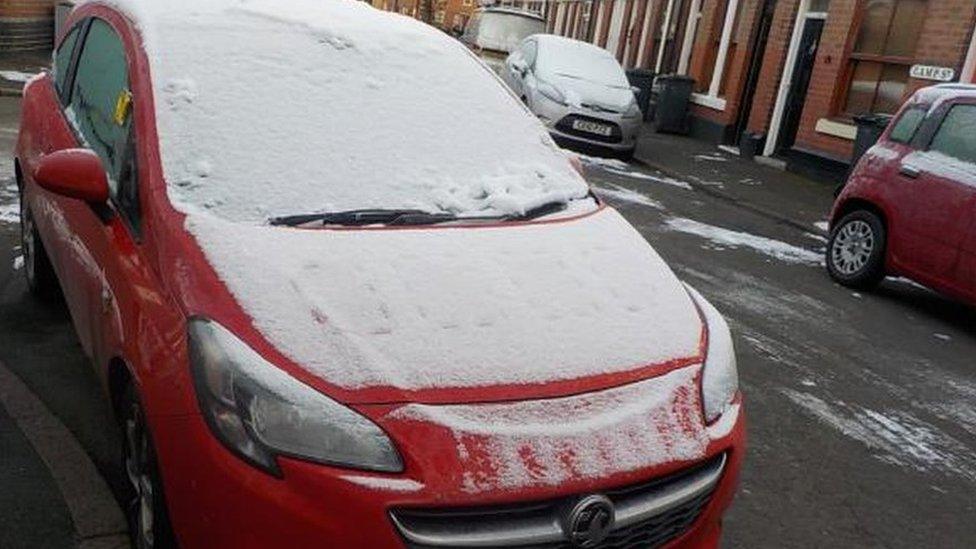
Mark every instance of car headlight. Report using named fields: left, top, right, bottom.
left=623, top=99, right=642, bottom=119
left=685, top=285, right=739, bottom=423
left=188, top=318, right=403, bottom=476
left=536, top=79, right=567, bottom=105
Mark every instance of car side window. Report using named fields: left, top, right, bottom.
left=928, top=104, right=976, bottom=165
left=888, top=107, right=925, bottom=145
left=54, top=25, right=82, bottom=102
left=68, top=19, right=141, bottom=234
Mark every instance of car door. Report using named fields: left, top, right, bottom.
left=894, top=100, right=976, bottom=294
left=60, top=16, right=166, bottom=372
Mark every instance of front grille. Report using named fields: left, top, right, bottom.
left=555, top=114, right=624, bottom=144
left=391, top=454, right=725, bottom=549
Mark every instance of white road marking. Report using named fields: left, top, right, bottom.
left=0, top=361, right=128, bottom=543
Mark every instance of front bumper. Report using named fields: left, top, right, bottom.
left=152, top=398, right=744, bottom=548
left=531, top=94, right=642, bottom=153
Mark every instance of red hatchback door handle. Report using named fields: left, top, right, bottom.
left=899, top=163, right=922, bottom=179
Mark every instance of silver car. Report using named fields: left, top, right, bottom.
left=503, top=34, right=642, bottom=158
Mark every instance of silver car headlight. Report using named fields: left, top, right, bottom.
left=188, top=318, right=403, bottom=476
left=685, top=285, right=739, bottom=423
left=536, top=79, right=567, bottom=105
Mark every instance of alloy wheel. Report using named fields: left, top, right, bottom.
left=831, top=219, right=875, bottom=276
left=19, top=197, right=36, bottom=286
left=125, top=402, right=156, bottom=549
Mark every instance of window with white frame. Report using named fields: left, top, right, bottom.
left=680, top=0, right=741, bottom=109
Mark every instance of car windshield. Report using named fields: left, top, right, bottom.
left=537, top=38, right=630, bottom=88
left=141, top=0, right=586, bottom=224
left=467, top=11, right=545, bottom=53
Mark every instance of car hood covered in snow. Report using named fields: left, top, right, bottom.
left=186, top=208, right=704, bottom=403
left=548, top=73, right=636, bottom=112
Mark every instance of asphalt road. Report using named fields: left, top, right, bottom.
left=1, top=93, right=974, bottom=547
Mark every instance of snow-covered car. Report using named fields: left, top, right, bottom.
left=503, top=34, right=643, bottom=158
left=15, top=0, right=743, bottom=547
left=460, top=7, right=545, bottom=74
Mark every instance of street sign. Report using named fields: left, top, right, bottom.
left=910, top=65, right=956, bottom=82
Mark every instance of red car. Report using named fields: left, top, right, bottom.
left=828, top=84, right=976, bottom=303
left=14, top=1, right=743, bottom=548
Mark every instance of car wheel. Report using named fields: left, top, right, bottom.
left=19, top=191, right=59, bottom=298
left=618, top=148, right=635, bottom=161
left=121, top=384, right=177, bottom=549
left=826, top=210, right=886, bottom=289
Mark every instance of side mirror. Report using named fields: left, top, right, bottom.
left=33, top=149, right=109, bottom=204
left=511, top=59, right=528, bottom=77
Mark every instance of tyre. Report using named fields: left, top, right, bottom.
left=19, top=190, right=59, bottom=298
left=121, top=383, right=177, bottom=549
left=826, top=210, right=886, bottom=289
left=617, top=147, right=635, bottom=161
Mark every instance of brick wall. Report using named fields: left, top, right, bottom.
left=788, top=0, right=976, bottom=161
left=0, top=0, right=56, bottom=52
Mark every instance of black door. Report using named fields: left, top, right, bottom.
left=731, top=0, right=776, bottom=145
left=777, top=18, right=824, bottom=152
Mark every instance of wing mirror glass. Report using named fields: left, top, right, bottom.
left=512, top=58, right=528, bottom=77
left=33, top=149, right=110, bottom=204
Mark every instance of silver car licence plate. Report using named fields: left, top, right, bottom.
left=572, top=119, right=613, bottom=136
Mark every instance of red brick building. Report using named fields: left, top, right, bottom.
left=539, top=0, right=976, bottom=177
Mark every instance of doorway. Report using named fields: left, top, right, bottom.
left=776, top=17, right=824, bottom=152
left=731, top=0, right=776, bottom=145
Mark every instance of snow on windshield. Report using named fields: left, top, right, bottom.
left=100, top=0, right=587, bottom=224
left=537, top=37, right=630, bottom=88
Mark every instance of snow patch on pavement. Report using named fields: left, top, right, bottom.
left=0, top=70, right=37, bottom=83
left=577, top=155, right=692, bottom=189
left=664, top=217, right=823, bottom=266
left=12, top=256, right=23, bottom=270
left=693, top=153, right=728, bottom=162
left=783, top=389, right=976, bottom=483
left=592, top=183, right=662, bottom=209
left=814, top=220, right=830, bottom=233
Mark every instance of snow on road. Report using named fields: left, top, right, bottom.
left=577, top=154, right=693, bottom=190
left=0, top=155, right=17, bottom=225
left=591, top=183, right=662, bottom=209
left=665, top=217, right=823, bottom=266
left=782, top=388, right=976, bottom=484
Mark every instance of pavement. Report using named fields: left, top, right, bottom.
left=1, top=94, right=975, bottom=548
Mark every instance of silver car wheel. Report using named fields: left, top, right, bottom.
left=19, top=197, right=36, bottom=286
left=125, top=403, right=155, bottom=549
left=831, top=219, right=875, bottom=276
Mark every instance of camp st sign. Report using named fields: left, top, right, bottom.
left=910, top=65, right=956, bottom=82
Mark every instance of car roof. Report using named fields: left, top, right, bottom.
left=910, top=83, right=976, bottom=109
left=475, top=6, right=546, bottom=21
left=531, top=34, right=614, bottom=55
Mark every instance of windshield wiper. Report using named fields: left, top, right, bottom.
left=505, top=200, right=569, bottom=222
left=269, top=209, right=458, bottom=227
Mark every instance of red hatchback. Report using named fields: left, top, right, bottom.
left=828, top=84, right=976, bottom=303
left=14, top=1, right=743, bottom=548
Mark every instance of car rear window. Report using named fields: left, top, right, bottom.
left=888, top=106, right=925, bottom=144
left=929, top=104, right=976, bottom=164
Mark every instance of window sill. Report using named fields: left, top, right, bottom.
left=690, top=93, right=727, bottom=111
left=815, top=118, right=856, bottom=141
